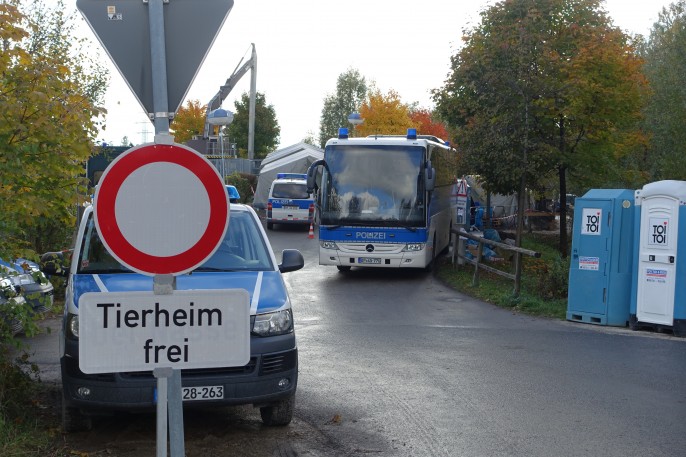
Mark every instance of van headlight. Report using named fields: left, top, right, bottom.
left=252, top=309, right=293, bottom=336
left=320, top=240, right=338, bottom=250
left=402, top=243, right=425, bottom=252
left=67, top=313, right=79, bottom=339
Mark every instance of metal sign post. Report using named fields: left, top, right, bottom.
left=148, top=0, right=171, bottom=135
left=455, top=177, right=470, bottom=266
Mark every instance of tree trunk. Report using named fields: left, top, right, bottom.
left=514, top=174, right=527, bottom=297
left=558, top=115, right=568, bottom=258
left=559, top=164, right=568, bottom=257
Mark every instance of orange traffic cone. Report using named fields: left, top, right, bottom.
left=308, top=222, right=315, bottom=239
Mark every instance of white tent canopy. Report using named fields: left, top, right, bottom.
left=253, top=142, right=323, bottom=208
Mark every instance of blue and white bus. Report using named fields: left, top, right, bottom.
left=307, top=128, right=456, bottom=271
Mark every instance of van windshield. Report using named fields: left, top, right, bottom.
left=272, top=183, right=310, bottom=199
left=77, top=210, right=274, bottom=274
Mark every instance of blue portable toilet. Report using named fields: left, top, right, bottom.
left=630, top=180, right=686, bottom=337
left=567, top=189, right=635, bottom=326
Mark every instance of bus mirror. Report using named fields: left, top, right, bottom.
left=425, top=163, right=435, bottom=192
left=306, top=160, right=325, bottom=193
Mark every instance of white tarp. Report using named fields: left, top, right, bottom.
left=253, top=143, right=323, bottom=208
left=464, top=175, right=523, bottom=218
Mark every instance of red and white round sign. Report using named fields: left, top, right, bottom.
left=94, top=143, right=229, bottom=276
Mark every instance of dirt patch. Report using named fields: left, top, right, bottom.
left=34, top=382, right=337, bottom=457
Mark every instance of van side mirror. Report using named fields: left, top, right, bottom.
left=279, top=249, right=304, bottom=273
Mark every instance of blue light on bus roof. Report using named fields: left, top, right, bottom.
left=407, top=128, right=417, bottom=140
left=338, top=128, right=349, bottom=139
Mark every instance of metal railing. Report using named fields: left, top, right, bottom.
left=450, top=228, right=541, bottom=295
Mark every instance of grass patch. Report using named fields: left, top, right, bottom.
left=437, top=231, right=570, bottom=319
left=0, top=354, right=65, bottom=457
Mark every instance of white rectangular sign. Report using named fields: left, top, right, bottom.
left=78, top=289, right=250, bottom=374
left=648, top=217, right=669, bottom=246
left=581, top=208, right=602, bottom=235
left=578, top=256, right=599, bottom=271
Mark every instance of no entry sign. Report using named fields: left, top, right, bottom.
left=94, top=143, right=229, bottom=276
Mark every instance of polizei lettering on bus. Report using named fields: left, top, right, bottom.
left=355, top=232, right=386, bottom=240
left=78, top=289, right=250, bottom=373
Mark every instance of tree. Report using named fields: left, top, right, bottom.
left=227, top=91, right=280, bottom=160
left=0, top=0, right=108, bottom=259
left=318, top=68, right=367, bottom=147
left=302, top=131, right=319, bottom=147
left=641, top=1, right=686, bottom=180
left=356, top=88, right=415, bottom=137
left=433, top=0, right=646, bottom=258
left=171, top=99, right=206, bottom=144
left=409, top=108, right=448, bottom=140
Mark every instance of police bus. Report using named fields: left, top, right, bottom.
left=307, top=128, right=457, bottom=271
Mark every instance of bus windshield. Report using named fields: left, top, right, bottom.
left=320, top=144, right=426, bottom=227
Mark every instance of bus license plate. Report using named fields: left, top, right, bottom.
left=358, top=257, right=381, bottom=264
left=182, top=385, right=224, bottom=401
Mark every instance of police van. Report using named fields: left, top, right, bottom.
left=266, top=173, right=314, bottom=230
left=43, top=203, right=304, bottom=432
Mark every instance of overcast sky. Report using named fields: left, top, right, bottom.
left=78, top=0, right=673, bottom=149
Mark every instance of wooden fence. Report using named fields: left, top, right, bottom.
left=450, top=228, right=541, bottom=296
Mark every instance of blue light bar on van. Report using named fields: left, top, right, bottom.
left=276, top=173, right=307, bottom=180
left=407, top=128, right=417, bottom=140
left=338, top=128, right=349, bottom=139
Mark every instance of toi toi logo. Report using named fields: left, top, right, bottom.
left=651, top=223, right=668, bottom=244
left=585, top=213, right=600, bottom=233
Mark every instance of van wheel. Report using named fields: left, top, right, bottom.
left=267, top=222, right=274, bottom=230
left=62, top=395, right=92, bottom=432
left=260, top=394, right=295, bottom=426
left=336, top=266, right=351, bottom=272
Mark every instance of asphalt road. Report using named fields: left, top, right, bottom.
left=24, top=223, right=686, bottom=456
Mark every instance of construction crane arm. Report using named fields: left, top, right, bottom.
left=203, top=43, right=256, bottom=139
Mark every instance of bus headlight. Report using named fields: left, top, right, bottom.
left=252, top=309, right=293, bottom=336
left=402, top=243, right=425, bottom=252
left=320, top=240, right=338, bottom=250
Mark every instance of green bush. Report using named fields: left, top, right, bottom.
left=226, top=172, right=257, bottom=204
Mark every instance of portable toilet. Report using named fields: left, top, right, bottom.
left=567, top=189, right=635, bottom=326
left=630, top=180, right=686, bottom=337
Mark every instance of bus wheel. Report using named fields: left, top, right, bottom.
left=337, top=266, right=351, bottom=272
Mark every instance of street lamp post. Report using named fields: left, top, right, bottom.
left=207, top=108, right=234, bottom=181
left=347, top=112, right=364, bottom=137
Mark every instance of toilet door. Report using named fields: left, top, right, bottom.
left=635, top=195, right=678, bottom=326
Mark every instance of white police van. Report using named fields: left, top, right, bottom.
left=44, top=203, right=304, bottom=432
left=267, top=173, right=314, bottom=230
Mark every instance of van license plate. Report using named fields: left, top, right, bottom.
left=283, top=205, right=298, bottom=210
left=358, top=257, right=381, bottom=264
left=182, top=385, right=224, bottom=401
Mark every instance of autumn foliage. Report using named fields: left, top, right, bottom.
left=409, top=108, right=448, bottom=141
left=356, top=88, right=415, bottom=137
left=171, top=99, right=206, bottom=144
